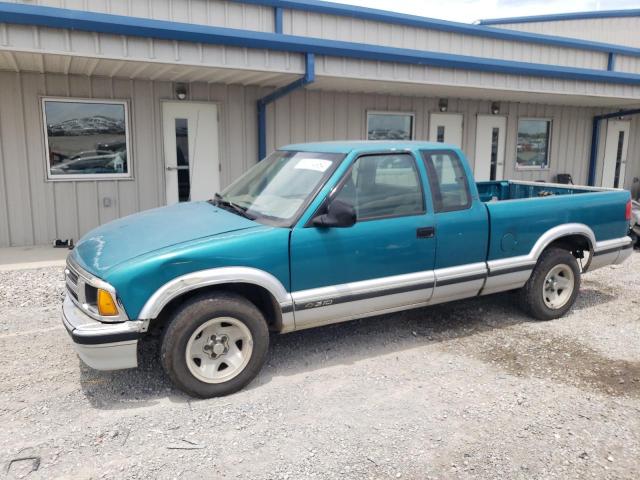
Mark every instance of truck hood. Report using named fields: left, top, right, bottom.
left=72, top=201, right=260, bottom=274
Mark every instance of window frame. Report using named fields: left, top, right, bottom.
left=515, top=117, right=552, bottom=171
left=421, top=149, right=473, bottom=214
left=366, top=111, right=416, bottom=141
left=311, top=151, right=426, bottom=225
left=41, top=97, right=133, bottom=182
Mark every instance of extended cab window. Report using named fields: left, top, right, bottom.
left=422, top=151, right=471, bottom=213
left=332, top=153, right=424, bottom=220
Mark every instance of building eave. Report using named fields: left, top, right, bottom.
left=1, top=2, right=640, bottom=87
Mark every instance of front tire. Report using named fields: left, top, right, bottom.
left=519, top=248, right=581, bottom=321
left=161, top=292, right=269, bottom=398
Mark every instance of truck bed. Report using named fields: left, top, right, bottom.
left=477, top=180, right=607, bottom=202
left=476, top=180, right=630, bottom=263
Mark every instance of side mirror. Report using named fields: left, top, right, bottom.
left=312, top=199, right=356, bottom=228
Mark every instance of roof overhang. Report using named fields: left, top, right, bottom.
left=1, top=2, right=640, bottom=86
left=310, top=76, right=640, bottom=108
left=0, top=49, right=302, bottom=87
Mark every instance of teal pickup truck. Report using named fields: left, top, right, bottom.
left=62, top=141, right=633, bottom=397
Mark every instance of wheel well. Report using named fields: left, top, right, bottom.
left=150, top=283, right=282, bottom=335
left=545, top=234, right=592, bottom=260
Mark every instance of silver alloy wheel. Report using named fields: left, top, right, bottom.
left=186, top=317, right=254, bottom=384
left=542, top=264, right=575, bottom=309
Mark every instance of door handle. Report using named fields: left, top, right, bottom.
left=417, top=226, right=435, bottom=239
left=166, top=166, right=189, bottom=171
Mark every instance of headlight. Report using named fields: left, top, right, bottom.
left=66, top=257, right=128, bottom=322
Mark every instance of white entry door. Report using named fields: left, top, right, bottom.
left=601, top=120, right=630, bottom=188
left=474, top=115, right=507, bottom=181
left=429, top=113, right=463, bottom=148
left=162, top=102, right=220, bottom=205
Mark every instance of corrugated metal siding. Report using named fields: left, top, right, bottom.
left=3, top=1, right=624, bottom=74
left=493, top=17, right=640, bottom=49
left=4, top=21, right=637, bottom=101
left=0, top=71, right=637, bottom=247
left=282, top=10, right=609, bottom=70
left=616, top=55, right=640, bottom=75
left=4, top=0, right=275, bottom=31
left=627, top=116, right=640, bottom=189
left=0, top=71, right=268, bottom=247
left=267, top=90, right=598, bottom=183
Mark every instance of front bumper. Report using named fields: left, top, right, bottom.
left=62, top=295, right=147, bottom=371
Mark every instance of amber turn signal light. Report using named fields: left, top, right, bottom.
left=97, top=289, right=119, bottom=316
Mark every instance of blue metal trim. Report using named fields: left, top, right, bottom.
left=1, top=2, right=640, bottom=85
left=479, top=9, right=640, bottom=26
left=257, top=53, right=315, bottom=160
left=596, top=108, right=640, bottom=121
left=274, top=6, right=283, bottom=33
left=607, top=53, right=616, bottom=71
left=232, top=0, right=640, bottom=57
left=587, top=107, right=640, bottom=186
left=1, top=1, right=639, bottom=58
left=587, top=118, right=601, bottom=187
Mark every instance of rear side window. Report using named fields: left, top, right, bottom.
left=332, top=153, right=424, bottom=221
left=422, top=151, right=471, bottom=213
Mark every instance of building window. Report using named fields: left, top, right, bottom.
left=367, top=112, right=414, bottom=141
left=516, top=118, right=551, bottom=170
left=42, top=98, right=131, bottom=180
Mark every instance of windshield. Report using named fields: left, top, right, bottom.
left=218, top=150, right=345, bottom=226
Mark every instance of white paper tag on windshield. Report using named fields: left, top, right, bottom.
left=294, top=158, right=332, bottom=173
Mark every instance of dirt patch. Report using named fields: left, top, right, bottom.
left=472, top=329, right=640, bottom=398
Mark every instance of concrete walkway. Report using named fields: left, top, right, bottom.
left=0, top=245, right=69, bottom=271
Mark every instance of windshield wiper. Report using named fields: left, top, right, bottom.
left=210, top=193, right=255, bottom=220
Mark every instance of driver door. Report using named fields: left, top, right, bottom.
left=289, top=152, right=437, bottom=330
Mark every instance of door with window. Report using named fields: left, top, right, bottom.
left=162, top=102, right=220, bottom=205
left=429, top=113, right=463, bottom=148
left=290, top=152, right=437, bottom=328
left=421, top=150, right=489, bottom=302
left=602, top=120, right=630, bottom=188
left=474, top=115, right=506, bottom=181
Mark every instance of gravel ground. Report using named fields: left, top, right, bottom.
left=1, top=253, right=640, bottom=479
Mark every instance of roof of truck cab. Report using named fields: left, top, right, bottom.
left=280, top=141, right=459, bottom=154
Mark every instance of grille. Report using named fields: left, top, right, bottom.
left=65, top=263, right=83, bottom=304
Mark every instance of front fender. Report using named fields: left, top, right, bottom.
left=138, top=267, right=295, bottom=331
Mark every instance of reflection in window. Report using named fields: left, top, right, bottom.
left=43, top=99, right=130, bottom=179
left=490, top=127, right=500, bottom=180
left=333, top=153, right=424, bottom=221
left=367, top=112, right=414, bottom=141
left=422, top=151, right=471, bottom=213
left=516, top=119, right=551, bottom=170
left=614, top=131, right=625, bottom=188
left=175, top=118, right=191, bottom=202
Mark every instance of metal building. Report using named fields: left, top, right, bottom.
left=0, top=0, right=639, bottom=247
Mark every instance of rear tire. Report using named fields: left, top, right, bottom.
left=160, top=292, right=269, bottom=398
left=519, top=248, right=581, bottom=321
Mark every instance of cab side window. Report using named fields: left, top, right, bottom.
left=332, top=153, right=424, bottom=221
left=422, top=151, right=471, bottom=213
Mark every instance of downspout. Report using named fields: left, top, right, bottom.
left=587, top=107, right=640, bottom=186
left=257, top=52, right=315, bottom=161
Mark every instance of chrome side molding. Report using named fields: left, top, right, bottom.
left=136, top=225, right=630, bottom=335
